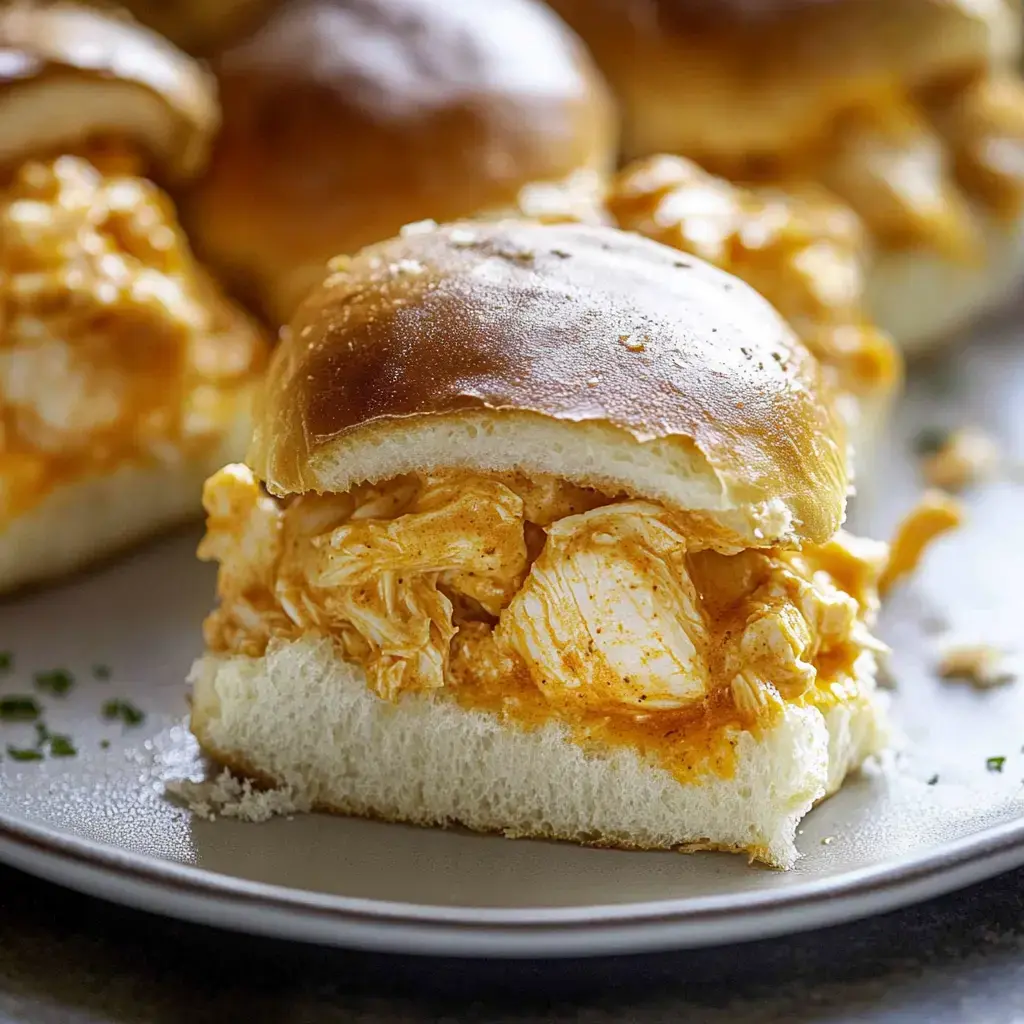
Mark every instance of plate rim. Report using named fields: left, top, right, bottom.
left=2, top=803, right=1023, bottom=957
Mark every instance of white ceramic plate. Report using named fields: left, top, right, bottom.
left=1, top=322, right=1024, bottom=959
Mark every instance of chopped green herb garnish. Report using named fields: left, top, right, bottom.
left=33, top=669, right=74, bottom=697
left=47, top=733, right=77, bottom=758
left=101, top=699, right=144, bottom=727
left=99, top=739, right=110, bottom=750
left=0, top=695, right=41, bottom=721
left=0, top=651, right=12, bottom=672
left=92, top=664, right=111, bottom=681
left=927, top=774, right=940, bottom=786
left=987, top=756, right=1006, bottom=773
left=1, top=721, right=77, bottom=760
left=6, top=745, right=43, bottom=762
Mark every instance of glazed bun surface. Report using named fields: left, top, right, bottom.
left=186, top=0, right=616, bottom=324
left=252, top=220, right=848, bottom=547
left=545, top=0, right=1018, bottom=163
left=0, top=2, right=218, bottom=179
left=100, top=0, right=277, bottom=54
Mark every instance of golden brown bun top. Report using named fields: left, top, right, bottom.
left=545, top=0, right=1020, bottom=163
left=0, top=2, right=218, bottom=179
left=253, top=221, right=848, bottom=545
left=97, top=0, right=278, bottom=55
left=185, top=0, right=616, bottom=325
left=605, top=0, right=856, bottom=18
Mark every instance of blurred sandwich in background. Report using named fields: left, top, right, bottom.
left=547, top=0, right=1024, bottom=351
left=0, top=3, right=269, bottom=592
left=184, top=0, right=618, bottom=325
left=90, top=0, right=277, bottom=54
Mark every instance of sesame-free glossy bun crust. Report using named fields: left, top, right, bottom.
left=618, top=0, right=850, bottom=18
left=0, top=2, right=218, bottom=178
left=102, top=0, right=277, bottom=55
left=186, top=0, right=615, bottom=323
left=544, top=0, right=1018, bottom=164
left=252, top=221, right=848, bottom=544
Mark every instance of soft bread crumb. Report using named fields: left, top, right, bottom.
left=188, top=637, right=888, bottom=868
left=937, top=644, right=1017, bottom=688
left=165, top=767, right=311, bottom=822
left=296, top=410, right=800, bottom=550
left=866, top=211, right=1024, bottom=353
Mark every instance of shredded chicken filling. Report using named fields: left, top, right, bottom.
left=201, top=466, right=887, bottom=781
left=0, top=153, right=267, bottom=521
left=698, top=74, right=1024, bottom=258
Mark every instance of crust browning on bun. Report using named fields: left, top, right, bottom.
left=0, top=3, right=218, bottom=180
left=545, top=0, right=1017, bottom=165
left=95, top=0, right=279, bottom=55
left=252, top=220, right=848, bottom=547
left=184, top=0, right=617, bottom=325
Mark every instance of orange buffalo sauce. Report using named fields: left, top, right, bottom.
left=0, top=153, right=267, bottom=522
left=201, top=466, right=886, bottom=787
left=694, top=75, right=1024, bottom=254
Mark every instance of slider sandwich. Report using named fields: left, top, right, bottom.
left=184, top=0, right=617, bottom=326
left=191, top=220, right=889, bottom=868
left=0, top=3, right=269, bottom=592
left=546, top=0, right=1024, bottom=351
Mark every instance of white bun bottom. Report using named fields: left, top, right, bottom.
left=0, top=414, right=252, bottom=596
left=867, top=214, right=1024, bottom=354
left=189, top=637, right=889, bottom=869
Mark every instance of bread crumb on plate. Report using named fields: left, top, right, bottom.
left=936, top=644, right=1016, bottom=689
left=920, top=427, right=1000, bottom=492
left=164, top=768, right=310, bottom=823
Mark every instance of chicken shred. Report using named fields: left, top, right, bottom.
left=693, top=72, right=1024, bottom=254
left=201, top=466, right=886, bottom=735
left=0, top=155, right=266, bottom=521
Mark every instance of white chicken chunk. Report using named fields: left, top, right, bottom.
left=499, top=502, right=710, bottom=712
